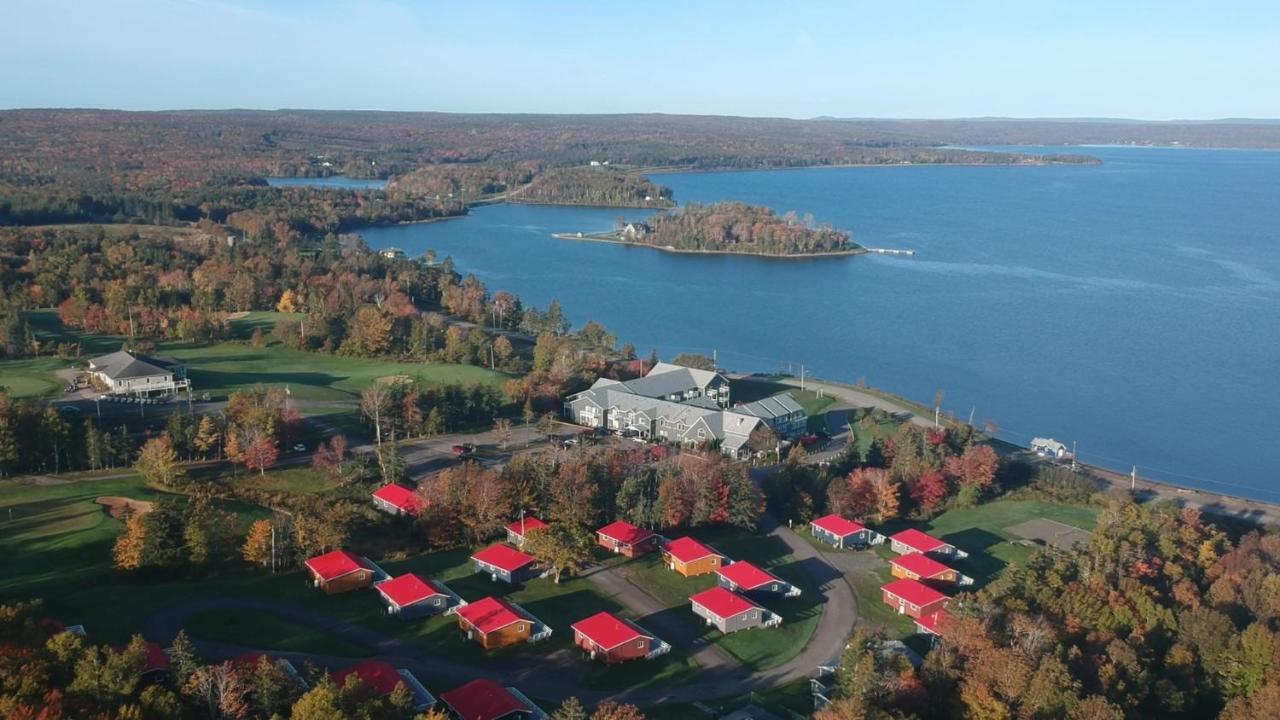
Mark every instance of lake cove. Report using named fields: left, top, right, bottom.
left=359, top=146, right=1280, bottom=500
left=266, top=176, right=387, bottom=190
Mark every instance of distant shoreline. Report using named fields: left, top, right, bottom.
left=549, top=231, right=865, bottom=258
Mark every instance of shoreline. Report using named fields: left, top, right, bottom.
left=549, top=231, right=866, bottom=258
left=775, top=374, right=1280, bottom=527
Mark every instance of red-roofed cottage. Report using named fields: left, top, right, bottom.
left=716, top=560, right=801, bottom=597
left=375, top=573, right=460, bottom=619
left=371, top=483, right=426, bottom=517
left=915, top=609, right=950, bottom=640
left=889, top=553, right=961, bottom=585
left=690, top=586, right=781, bottom=633
left=809, top=514, right=881, bottom=549
left=505, top=516, right=548, bottom=547
left=596, top=520, right=659, bottom=558
left=455, top=596, right=548, bottom=649
left=571, top=612, right=667, bottom=664
left=881, top=578, right=950, bottom=620
left=332, top=660, right=435, bottom=712
left=889, top=529, right=965, bottom=558
left=440, top=678, right=545, bottom=720
left=304, top=549, right=373, bottom=594
left=662, top=537, right=724, bottom=577
left=471, top=544, right=539, bottom=583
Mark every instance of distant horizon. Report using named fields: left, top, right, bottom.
left=3, top=106, right=1279, bottom=124
left=7, top=1, right=1278, bottom=119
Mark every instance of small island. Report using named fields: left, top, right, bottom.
left=555, top=201, right=862, bottom=257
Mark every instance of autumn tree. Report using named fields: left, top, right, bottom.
left=243, top=519, right=274, bottom=569
left=591, top=701, right=647, bottom=720
left=134, top=435, right=184, bottom=487
left=240, top=431, right=279, bottom=476
left=311, top=434, right=349, bottom=483
left=548, top=456, right=600, bottom=527
left=193, top=414, right=220, bottom=459
left=112, top=512, right=148, bottom=571
left=523, top=522, right=593, bottom=583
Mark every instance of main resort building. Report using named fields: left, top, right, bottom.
left=563, top=362, right=806, bottom=458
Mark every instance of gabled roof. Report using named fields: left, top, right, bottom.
left=376, top=573, right=445, bottom=608
left=891, top=552, right=953, bottom=579
left=916, top=610, right=950, bottom=636
left=372, top=484, right=427, bottom=515
left=731, top=392, right=804, bottom=420
left=505, top=517, right=548, bottom=537
left=882, top=578, right=949, bottom=608
left=332, top=660, right=406, bottom=696
left=890, top=529, right=949, bottom=554
left=455, top=597, right=528, bottom=635
left=88, top=350, right=176, bottom=380
left=597, top=520, right=656, bottom=546
left=305, top=550, right=368, bottom=582
left=811, top=514, right=867, bottom=537
left=471, top=544, right=536, bottom=573
left=690, top=586, right=760, bottom=620
left=716, top=560, right=780, bottom=591
left=571, top=611, right=649, bottom=650
left=440, top=679, right=528, bottom=720
left=664, top=537, right=721, bottom=564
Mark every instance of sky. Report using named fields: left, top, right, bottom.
left=4, top=0, right=1279, bottom=119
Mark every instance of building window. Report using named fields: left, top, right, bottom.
left=518, top=624, right=525, bottom=632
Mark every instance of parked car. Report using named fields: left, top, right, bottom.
left=561, top=437, right=579, bottom=448
left=452, top=443, right=477, bottom=457
left=798, top=434, right=822, bottom=448
left=292, top=443, right=307, bottom=452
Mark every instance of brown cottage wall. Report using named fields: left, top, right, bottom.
left=671, top=555, right=722, bottom=577
left=462, top=619, right=531, bottom=649
left=319, top=570, right=373, bottom=595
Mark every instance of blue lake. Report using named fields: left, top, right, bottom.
left=361, top=147, right=1280, bottom=501
left=266, top=176, right=387, bottom=190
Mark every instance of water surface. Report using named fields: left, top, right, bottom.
left=266, top=176, right=387, bottom=190
left=360, top=147, right=1280, bottom=500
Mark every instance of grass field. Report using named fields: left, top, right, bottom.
left=620, top=526, right=822, bottom=672
left=6, top=309, right=508, bottom=401
left=185, top=608, right=377, bottom=657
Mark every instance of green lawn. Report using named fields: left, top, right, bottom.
left=185, top=608, right=377, bottom=658
left=642, top=678, right=814, bottom=720
left=730, top=378, right=839, bottom=433
left=9, top=309, right=509, bottom=402
left=230, top=467, right=337, bottom=495
left=620, top=527, right=821, bottom=672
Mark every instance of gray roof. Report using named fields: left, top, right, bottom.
left=88, top=351, right=177, bottom=380
left=730, top=393, right=804, bottom=421
left=606, top=362, right=725, bottom=400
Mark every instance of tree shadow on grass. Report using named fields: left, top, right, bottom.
left=937, top=527, right=1007, bottom=586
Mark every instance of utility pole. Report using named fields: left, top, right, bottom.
left=800, top=364, right=806, bottom=392
left=1131, top=465, right=1137, bottom=491
left=1071, top=441, right=1078, bottom=472
left=713, top=349, right=717, bottom=367
left=270, top=523, right=276, bottom=574
left=968, top=406, right=975, bottom=427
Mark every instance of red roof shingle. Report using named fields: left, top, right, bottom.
left=376, top=573, right=444, bottom=608
left=891, top=552, right=953, bottom=579
left=716, top=560, right=780, bottom=591
left=571, top=611, right=649, bottom=650
left=664, top=537, right=721, bottom=564
left=455, top=596, right=527, bottom=635
left=304, top=550, right=367, bottom=582
left=597, top=520, right=656, bottom=546
left=505, top=516, right=548, bottom=536
left=372, top=484, right=426, bottom=515
left=882, top=578, right=949, bottom=608
left=471, top=544, right=536, bottom=573
left=916, top=610, right=950, bottom=636
left=811, top=514, right=867, bottom=537
left=332, top=660, right=406, bottom=696
left=890, top=528, right=949, bottom=553
left=690, top=586, right=760, bottom=619
left=441, top=678, right=528, bottom=720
